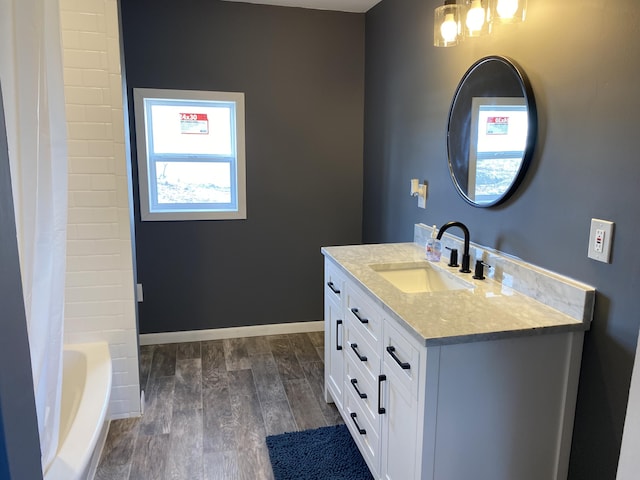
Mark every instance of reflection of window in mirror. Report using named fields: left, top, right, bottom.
left=468, top=97, right=528, bottom=204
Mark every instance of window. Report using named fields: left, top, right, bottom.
left=133, top=88, right=246, bottom=221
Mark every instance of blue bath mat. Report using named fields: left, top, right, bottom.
left=266, top=424, right=374, bottom=480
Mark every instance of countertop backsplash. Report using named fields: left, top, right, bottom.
left=414, top=223, right=595, bottom=324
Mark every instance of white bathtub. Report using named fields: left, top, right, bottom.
left=44, top=342, right=112, bottom=480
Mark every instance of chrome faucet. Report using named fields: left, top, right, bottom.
left=436, top=221, right=471, bottom=273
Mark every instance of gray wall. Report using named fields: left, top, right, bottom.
left=0, top=411, right=7, bottom=478
left=0, top=85, right=43, bottom=479
left=364, top=0, right=640, bottom=478
left=120, top=0, right=365, bottom=334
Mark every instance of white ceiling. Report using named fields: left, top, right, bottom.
left=221, top=0, right=382, bottom=13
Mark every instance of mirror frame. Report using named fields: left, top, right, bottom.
left=447, top=55, right=537, bottom=208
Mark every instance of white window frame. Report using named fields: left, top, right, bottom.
left=133, top=88, right=246, bottom=221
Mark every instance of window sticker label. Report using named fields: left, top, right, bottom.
left=486, top=116, right=509, bottom=135
left=180, top=113, right=209, bottom=135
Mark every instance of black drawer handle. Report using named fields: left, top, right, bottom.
left=351, top=308, right=369, bottom=324
left=336, top=320, right=343, bottom=351
left=350, top=412, right=366, bottom=435
left=350, top=343, right=367, bottom=362
left=378, top=374, right=386, bottom=415
left=386, top=346, right=410, bottom=370
left=350, top=378, right=367, bottom=399
left=327, top=281, right=341, bottom=295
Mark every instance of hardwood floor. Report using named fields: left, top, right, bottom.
left=95, top=332, right=343, bottom=480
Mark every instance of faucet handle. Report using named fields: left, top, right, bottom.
left=445, top=247, right=459, bottom=267
left=473, top=260, right=491, bottom=280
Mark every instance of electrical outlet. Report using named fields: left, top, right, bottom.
left=588, top=219, right=614, bottom=263
left=594, top=229, right=605, bottom=253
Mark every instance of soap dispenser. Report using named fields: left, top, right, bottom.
left=426, top=225, right=442, bottom=262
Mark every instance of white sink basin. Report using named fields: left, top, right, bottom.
left=370, top=262, right=473, bottom=293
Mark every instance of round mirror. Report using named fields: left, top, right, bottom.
left=447, top=55, right=537, bottom=207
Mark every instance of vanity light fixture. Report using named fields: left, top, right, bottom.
left=434, top=0, right=464, bottom=47
left=488, top=0, right=527, bottom=24
left=435, top=0, right=526, bottom=47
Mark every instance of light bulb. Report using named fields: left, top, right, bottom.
left=497, top=0, right=518, bottom=19
left=466, top=0, right=485, bottom=33
left=440, top=13, right=458, bottom=42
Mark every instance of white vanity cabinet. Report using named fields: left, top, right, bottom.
left=323, top=255, right=586, bottom=480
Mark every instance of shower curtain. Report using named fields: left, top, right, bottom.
left=0, top=0, right=68, bottom=472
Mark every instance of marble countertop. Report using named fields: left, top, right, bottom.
left=322, top=243, right=592, bottom=347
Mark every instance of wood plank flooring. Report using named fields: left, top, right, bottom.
left=95, top=332, right=342, bottom=480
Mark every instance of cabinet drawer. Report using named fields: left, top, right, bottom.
left=345, top=282, right=382, bottom=348
left=383, top=321, right=420, bottom=399
left=344, top=382, right=380, bottom=477
left=345, top=320, right=380, bottom=384
left=325, top=260, right=346, bottom=305
left=345, top=356, right=381, bottom=425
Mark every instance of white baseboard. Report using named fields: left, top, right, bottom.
left=139, top=321, right=324, bottom=346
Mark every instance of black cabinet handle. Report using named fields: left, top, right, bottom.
left=336, top=320, right=343, bottom=351
left=327, top=281, right=340, bottom=295
left=350, top=343, right=367, bottom=362
left=386, top=346, right=410, bottom=370
left=350, top=378, right=367, bottom=399
left=378, top=375, right=386, bottom=415
left=350, top=308, right=369, bottom=324
left=350, top=412, right=366, bottom=435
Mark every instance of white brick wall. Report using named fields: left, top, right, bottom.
left=60, top=0, right=140, bottom=419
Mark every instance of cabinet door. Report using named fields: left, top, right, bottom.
left=324, top=297, right=344, bottom=409
left=381, top=369, right=419, bottom=480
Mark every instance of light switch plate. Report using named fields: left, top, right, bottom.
left=588, top=218, right=614, bottom=263
left=417, top=183, right=427, bottom=209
